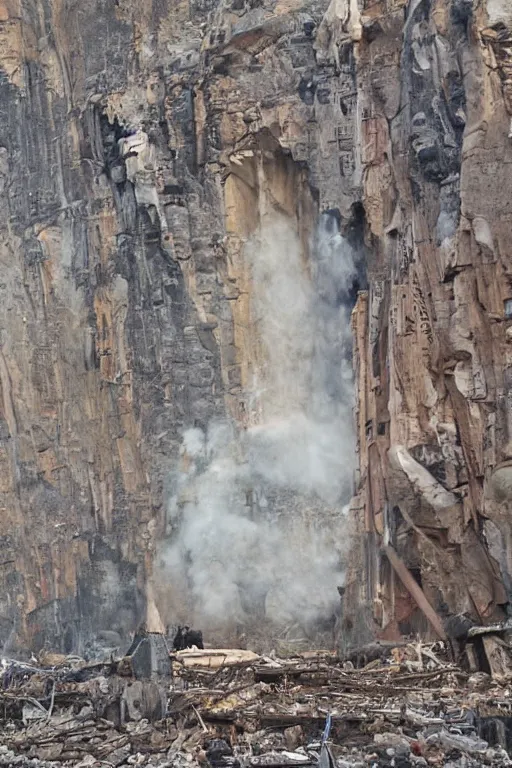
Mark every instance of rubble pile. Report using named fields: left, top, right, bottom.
left=1, top=637, right=512, bottom=768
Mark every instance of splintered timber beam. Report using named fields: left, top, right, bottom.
left=384, top=544, right=447, bottom=640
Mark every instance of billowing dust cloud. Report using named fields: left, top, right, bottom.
left=156, top=213, right=362, bottom=642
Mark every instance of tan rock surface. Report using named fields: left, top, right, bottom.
left=0, top=0, right=360, bottom=651
left=342, top=0, right=512, bottom=648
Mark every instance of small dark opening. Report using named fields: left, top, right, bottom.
left=63, top=625, right=75, bottom=654
left=471, top=636, right=491, bottom=675
left=409, top=567, right=422, bottom=588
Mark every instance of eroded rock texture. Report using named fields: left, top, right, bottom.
left=0, top=0, right=364, bottom=652
left=342, top=0, right=512, bottom=646
left=1, top=0, right=511, bottom=652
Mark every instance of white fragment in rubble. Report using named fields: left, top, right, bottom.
left=22, top=702, right=47, bottom=725
left=282, top=752, right=312, bottom=760
left=74, top=756, right=97, bottom=768
left=251, top=754, right=312, bottom=765
left=96, top=675, right=110, bottom=694
left=175, top=648, right=261, bottom=668
left=426, top=730, right=488, bottom=754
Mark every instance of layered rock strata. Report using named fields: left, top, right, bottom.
left=343, top=0, right=512, bottom=646
left=0, top=0, right=361, bottom=650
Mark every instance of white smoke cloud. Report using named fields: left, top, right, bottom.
left=157, top=213, right=361, bottom=641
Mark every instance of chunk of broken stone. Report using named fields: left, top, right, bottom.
left=425, top=730, right=488, bottom=754
left=127, top=631, right=172, bottom=680
left=284, top=726, right=303, bottom=751
left=121, top=679, right=167, bottom=722
left=206, top=737, right=233, bottom=765
left=373, top=733, right=411, bottom=753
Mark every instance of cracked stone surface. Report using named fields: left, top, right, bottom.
left=343, top=0, right=512, bottom=648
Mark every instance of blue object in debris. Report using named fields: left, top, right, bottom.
left=322, top=713, right=332, bottom=744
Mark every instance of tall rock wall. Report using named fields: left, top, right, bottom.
left=0, top=0, right=363, bottom=652
left=343, top=0, right=512, bottom=646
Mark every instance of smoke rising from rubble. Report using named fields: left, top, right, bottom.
left=158, top=213, right=361, bottom=639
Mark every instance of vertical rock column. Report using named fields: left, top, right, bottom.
left=342, top=0, right=512, bottom=646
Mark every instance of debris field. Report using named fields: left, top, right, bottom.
left=1, top=634, right=512, bottom=768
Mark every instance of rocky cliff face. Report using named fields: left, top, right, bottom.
left=343, top=0, right=512, bottom=647
left=0, top=0, right=510, bottom=653
left=0, top=0, right=361, bottom=653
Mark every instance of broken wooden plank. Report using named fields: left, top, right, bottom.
left=384, top=544, right=447, bottom=640
left=253, top=666, right=330, bottom=684
left=174, top=649, right=260, bottom=669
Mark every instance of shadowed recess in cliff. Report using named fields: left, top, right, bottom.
left=155, top=213, right=364, bottom=644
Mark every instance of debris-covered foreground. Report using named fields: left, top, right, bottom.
left=2, top=637, right=512, bottom=768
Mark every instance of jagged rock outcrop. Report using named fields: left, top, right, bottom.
left=342, top=0, right=512, bottom=647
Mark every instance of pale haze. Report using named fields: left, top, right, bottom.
left=156, top=212, right=361, bottom=642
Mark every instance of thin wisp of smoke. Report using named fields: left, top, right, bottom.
left=157, top=213, right=360, bottom=641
